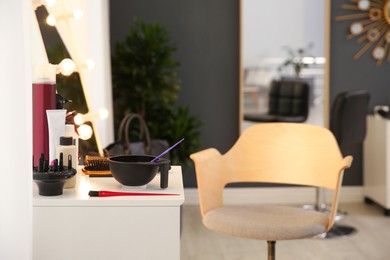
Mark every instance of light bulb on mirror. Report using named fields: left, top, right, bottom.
left=45, top=0, right=57, bottom=7
left=73, top=108, right=109, bottom=125
left=46, top=15, right=56, bottom=26
left=73, top=114, right=84, bottom=125
left=45, top=8, right=83, bottom=27
left=73, top=8, right=84, bottom=20
left=98, top=108, right=109, bottom=120
left=77, top=124, right=93, bottom=140
left=85, top=59, right=96, bottom=70
left=33, top=0, right=57, bottom=9
left=58, top=58, right=76, bottom=76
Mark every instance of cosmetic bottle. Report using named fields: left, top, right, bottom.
left=56, top=136, right=78, bottom=188
left=46, top=109, right=66, bottom=163
left=64, top=124, right=79, bottom=165
left=33, top=65, right=57, bottom=166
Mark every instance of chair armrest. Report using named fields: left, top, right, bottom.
left=190, top=148, right=222, bottom=163
left=325, top=155, right=353, bottom=231
left=342, top=156, right=353, bottom=168
left=190, top=148, right=225, bottom=216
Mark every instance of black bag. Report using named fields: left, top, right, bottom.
left=104, top=113, right=170, bottom=158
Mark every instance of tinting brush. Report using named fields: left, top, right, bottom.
left=151, top=138, right=185, bottom=162
left=88, top=190, right=179, bottom=197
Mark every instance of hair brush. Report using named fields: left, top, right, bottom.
left=82, top=155, right=112, bottom=177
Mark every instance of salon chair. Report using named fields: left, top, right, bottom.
left=244, top=79, right=309, bottom=123
left=320, top=90, right=370, bottom=238
left=330, top=90, right=370, bottom=148
left=190, top=123, right=352, bottom=260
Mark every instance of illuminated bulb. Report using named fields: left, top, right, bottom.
left=32, top=0, right=57, bottom=10
left=85, top=59, right=96, bottom=70
left=73, top=9, right=83, bottom=20
left=45, top=0, right=57, bottom=7
left=46, top=8, right=82, bottom=27
left=46, top=15, right=56, bottom=26
left=77, top=124, right=93, bottom=140
left=74, top=114, right=84, bottom=125
left=314, top=57, right=326, bottom=64
left=73, top=109, right=108, bottom=125
left=302, top=57, right=315, bottom=64
left=98, top=108, right=109, bottom=120
left=59, top=58, right=76, bottom=76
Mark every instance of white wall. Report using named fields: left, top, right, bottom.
left=85, top=0, right=114, bottom=148
left=243, top=0, right=325, bottom=67
left=0, top=2, right=113, bottom=258
left=0, top=0, right=32, bottom=259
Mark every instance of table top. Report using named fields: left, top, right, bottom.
left=33, top=165, right=185, bottom=207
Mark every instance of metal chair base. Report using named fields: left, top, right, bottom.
left=320, top=224, right=357, bottom=239
left=308, top=187, right=357, bottom=239
left=302, top=204, right=347, bottom=222
left=267, top=241, right=276, bottom=260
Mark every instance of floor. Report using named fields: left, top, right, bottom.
left=180, top=203, right=390, bottom=260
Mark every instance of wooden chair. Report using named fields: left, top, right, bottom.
left=190, top=123, right=352, bottom=260
left=324, top=89, right=370, bottom=237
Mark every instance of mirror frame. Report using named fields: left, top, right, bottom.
left=238, top=0, right=331, bottom=132
left=385, top=0, right=390, bottom=25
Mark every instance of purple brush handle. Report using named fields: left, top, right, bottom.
left=151, top=138, right=185, bottom=162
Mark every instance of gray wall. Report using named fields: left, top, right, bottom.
left=330, top=0, right=390, bottom=185
left=109, top=0, right=240, bottom=187
left=110, top=0, right=390, bottom=187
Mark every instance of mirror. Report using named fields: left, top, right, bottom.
left=34, top=6, right=99, bottom=159
left=386, top=1, right=390, bottom=24
left=336, top=0, right=390, bottom=64
left=32, top=2, right=113, bottom=161
left=240, top=0, right=330, bottom=132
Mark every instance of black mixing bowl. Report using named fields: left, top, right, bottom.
left=108, top=155, right=170, bottom=188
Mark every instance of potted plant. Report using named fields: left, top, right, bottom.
left=279, top=43, right=314, bottom=78
left=111, top=18, right=202, bottom=165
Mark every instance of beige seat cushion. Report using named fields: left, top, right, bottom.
left=203, top=205, right=328, bottom=241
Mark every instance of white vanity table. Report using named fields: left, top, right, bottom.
left=363, top=115, right=390, bottom=215
left=33, top=166, right=184, bottom=260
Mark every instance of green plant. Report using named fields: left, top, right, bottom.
left=111, top=18, right=202, bottom=165
left=279, top=43, right=314, bottom=77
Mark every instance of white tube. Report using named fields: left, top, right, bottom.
left=46, top=109, right=66, bottom=163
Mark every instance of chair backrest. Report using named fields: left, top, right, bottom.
left=190, top=123, right=352, bottom=216
left=330, top=90, right=370, bottom=147
left=268, top=79, right=309, bottom=118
